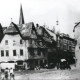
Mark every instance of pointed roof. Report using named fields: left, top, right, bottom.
left=21, top=22, right=37, bottom=39
left=11, top=22, right=37, bottom=40
left=45, top=28, right=56, bottom=41
left=4, top=22, right=22, bottom=34
left=19, top=4, right=25, bottom=25
left=73, top=22, right=80, bottom=32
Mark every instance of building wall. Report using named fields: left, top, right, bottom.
left=74, top=25, right=80, bottom=68
left=57, top=34, right=75, bottom=64
left=0, top=34, right=29, bottom=62
left=74, top=25, right=80, bottom=40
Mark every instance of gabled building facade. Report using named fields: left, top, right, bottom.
left=0, top=22, right=29, bottom=69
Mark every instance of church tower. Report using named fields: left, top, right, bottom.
left=19, top=4, right=25, bottom=25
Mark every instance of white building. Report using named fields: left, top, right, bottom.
left=0, top=22, right=30, bottom=69
left=73, top=22, right=80, bottom=68
left=0, top=4, right=37, bottom=70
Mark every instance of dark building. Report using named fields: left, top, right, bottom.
left=36, top=24, right=57, bottom=68
left=56, top=33, right=75, bottom=65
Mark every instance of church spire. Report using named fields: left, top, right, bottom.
left=19, top=4, right=25, bottom=25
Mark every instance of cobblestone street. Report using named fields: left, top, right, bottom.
left=1, top=67, right=80, bottom=80
left=14, top=69, right=80, bottom=80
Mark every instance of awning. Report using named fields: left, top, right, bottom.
left=16, top=60, right=24, bottom=62
left=8, top=61, right=16, bottom=63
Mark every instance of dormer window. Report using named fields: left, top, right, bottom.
left=5, top=40, right=8, bottom=45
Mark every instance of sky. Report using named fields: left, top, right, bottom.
left=0, top=0, right=80, bottom=38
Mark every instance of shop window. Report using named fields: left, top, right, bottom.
left=17, top=61, right=23, bottom=65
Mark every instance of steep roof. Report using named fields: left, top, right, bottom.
left=36, top=26, right=54, bottom=43
left=4, top=22, right=21, bottom=34
left=73, top=22, right=80, bottom=32
left=21, top=22, right=37, bottom=39
left=11, top=22, right=37, bottom=40
left=45, top=28, right=56, bottom=41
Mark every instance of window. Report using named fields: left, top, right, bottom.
left=38, top=50, right=41, bottom=56
left=20, top=40, right=22, bottom=44
left=63, top=39, right=67, bottom=43
left=29, top=39, right=32, bottom=44
left=13, top=50, right=16, bottom=56
left=13, top=40, right=15, bottom=43
left=1, top=50, right=4, bottom=57
left=69, top=46, right=72, bottom=51
left=5, top=40, right=8, bottom=45
left=13, top=40, right=16, bottom=45
left=72, top=47, right=75, bottom=52
left=43, top=52, right=46, bottom=57
left=79, top=46, right=80, bottom=49
left=28, top=48, right=34, bottom=56
left=6, top=50, right=9, bottom=56
left=38, top=42, right=43, bottom=46
left=20, top=49, right=23, bottom=56
left=69, top=41, right=71, bottom=45
left=34, top=50, right=37, bottom=55
left=63, top=45, right=67, bottom=50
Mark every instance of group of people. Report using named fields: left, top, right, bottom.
left=35, top=65, right=40, bottom=70
left=1, top=68, right=15, bottom=80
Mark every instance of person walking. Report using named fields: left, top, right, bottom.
left=1, top=71, right=5, bottom=80
left=10, top=68, right=15, bottom=80
left=4, top=68, right=9, bottom=80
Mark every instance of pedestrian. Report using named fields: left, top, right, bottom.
left=1, top=71, right=5, bottom=80
left=10, top=68, right=15, bottom=80
left=4, top=68, right=9, bottom=80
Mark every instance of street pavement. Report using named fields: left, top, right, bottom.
left=14, top=69, right=80, bottom=80
left=0, top=66, right=80, bottom=80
